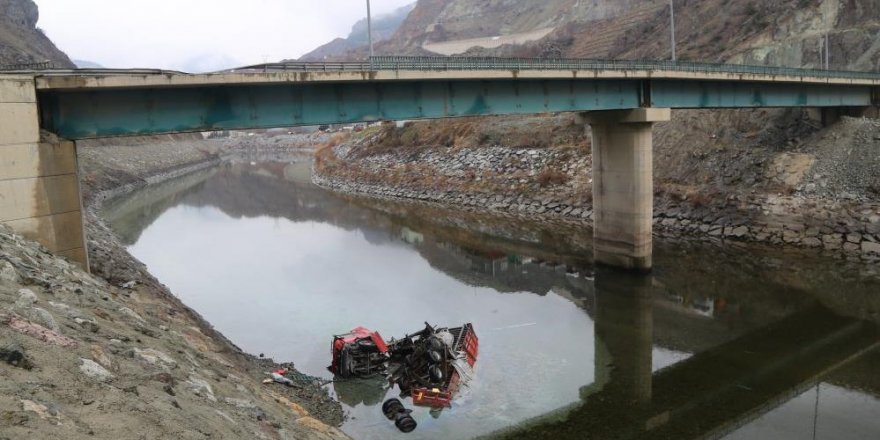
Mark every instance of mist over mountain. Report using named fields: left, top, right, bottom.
left=175, top=53, right=243, bottom=73
left=73, top=59, right=104, bottom=68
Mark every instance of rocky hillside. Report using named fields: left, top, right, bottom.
left=303, top=0, right=880, bottom=71
left=0, top=0, right=73, bottom=68
left=306, top=0, right=658, bottom=59
left=299, top=3, right=415, bottom=61
left=0, top=219, right=348, bottom=439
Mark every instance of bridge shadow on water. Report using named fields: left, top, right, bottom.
left=102, top=160, right=880, bottom=440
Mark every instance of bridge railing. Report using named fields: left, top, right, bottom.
left=235, top=56, right=880, bottom=80
left=0, top=61, right=54, bottom=71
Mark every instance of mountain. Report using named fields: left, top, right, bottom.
left=73, top=59, right=104, bottom=69
left=176, top=53, right=242, bottom=73
left=299, top=2, right=416, bottom=61
left=299, top=0, right=880, bottom=72
left=0, top=0, right=74, bottom=68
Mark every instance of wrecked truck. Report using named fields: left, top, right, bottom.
left=329, top=322, right=478, bottom=408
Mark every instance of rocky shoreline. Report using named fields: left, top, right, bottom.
left=313, top=162, right=880, bottom=264
left=1, top=135, right=349, bottom=440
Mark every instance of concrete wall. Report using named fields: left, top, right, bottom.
left=0, top=76, right=88, bottom=267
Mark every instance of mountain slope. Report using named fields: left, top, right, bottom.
left=0, top=0, right=73, bottom=68
left=299, top=3, right=415, bottom=61
left=300, top=0, right=880, bottom=72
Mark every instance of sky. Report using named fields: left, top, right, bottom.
left=34, top=0, right=415, bottom=72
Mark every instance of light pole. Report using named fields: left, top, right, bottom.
left=366, top=0, right=374, bottom=68
left=669, top=0, right=676, bottom=62
left=825, top=34, right=830, bottom=69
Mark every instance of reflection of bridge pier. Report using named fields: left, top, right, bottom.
left=499, top=270, right=880, bottom=440
left=593, top=269, right=653, bottom=404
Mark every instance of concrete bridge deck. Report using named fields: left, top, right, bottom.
left=2, top=57, right=879, bottom=269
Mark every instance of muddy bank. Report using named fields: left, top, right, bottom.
left=313, top=116, right=880, bottom=264
left=0, top=134, right=350, bottom=439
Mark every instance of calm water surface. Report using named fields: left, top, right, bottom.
left=103, top=159, right=880, bottom=440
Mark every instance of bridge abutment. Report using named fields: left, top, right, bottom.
left=0, top=76, right=89, bottom=269
left=585, top=108, right=670, bottom=272
left=807, top=106, right=880, bottom=126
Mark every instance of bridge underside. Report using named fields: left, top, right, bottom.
left=38, top=79, right=873, bottom=139
left=0, top=72, right=876, bottom=271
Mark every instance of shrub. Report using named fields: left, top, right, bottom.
left=537, top=168, right=570, bottom=187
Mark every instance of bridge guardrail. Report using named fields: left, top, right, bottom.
left=0, top=61, right=54, bottom=71
left=236, top=56, right=880, bottom=81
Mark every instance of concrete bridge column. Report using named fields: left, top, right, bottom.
left=585, top=108, right=670, bottom=272
left=0, top=76, right=88, bottom=268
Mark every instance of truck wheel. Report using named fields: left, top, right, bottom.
left=382, top=398, right=404, bottom=420
left=395, top=414, right=418, bottom=433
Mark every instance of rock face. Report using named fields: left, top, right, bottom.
left=0, top=0, right=74, bottom=67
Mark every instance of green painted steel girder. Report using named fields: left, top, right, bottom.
left=37, top=78, right=875, bottom=139
left=38, top=79, right=642, bottom=139
left=651, top=80, right=873, bottom=108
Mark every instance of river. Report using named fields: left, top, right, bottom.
left=101, top=157, right=880, bottom=440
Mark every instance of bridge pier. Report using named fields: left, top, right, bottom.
left=0, top=77, right=88, bottom=269
left=585, top=108, right=671, bottom=272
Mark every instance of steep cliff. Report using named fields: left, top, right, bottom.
left=0, top=0, right=73, bottom=68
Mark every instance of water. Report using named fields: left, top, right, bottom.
left=103, top=159, right=880, bottom=440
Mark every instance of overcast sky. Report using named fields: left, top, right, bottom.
left=34, top=0, right=414, bottom=72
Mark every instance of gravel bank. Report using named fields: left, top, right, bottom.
left=314, top=117, right=880, bottom=263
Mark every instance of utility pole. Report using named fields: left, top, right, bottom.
left=366, top=0, right=374, bottom=69
left=670, top=0, right=676, bottom=62
left=825, top=34, right=830, bottom=69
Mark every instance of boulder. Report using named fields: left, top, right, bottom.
left=862, top=241, right=880, bottom=256
left=79, top=358, right=114, bottom=382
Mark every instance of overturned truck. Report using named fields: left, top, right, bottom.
left=329, top=323, right=478, bottom=408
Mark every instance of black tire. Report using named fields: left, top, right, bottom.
left=339, top=347, right=353, bottom=378
left=382, top=398, right=403, bottom=420
left=429, top=365, right=444, bottom=383
left=426, top=349, right=442, bottom=363
left=427, top=337, right=444, bottom=352
left=395, top=414, right=418, bottom=433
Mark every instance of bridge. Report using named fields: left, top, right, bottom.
left=1, top=56, right=879, bottom=270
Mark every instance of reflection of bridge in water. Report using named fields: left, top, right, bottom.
left=495, top=271, right=879, bottom=439
left=103, top=161, right=880, bottom=439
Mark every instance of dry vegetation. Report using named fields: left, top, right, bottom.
left=537, top=168, right=570, bottom=187
left=352, top=115, right=589, bottom=158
